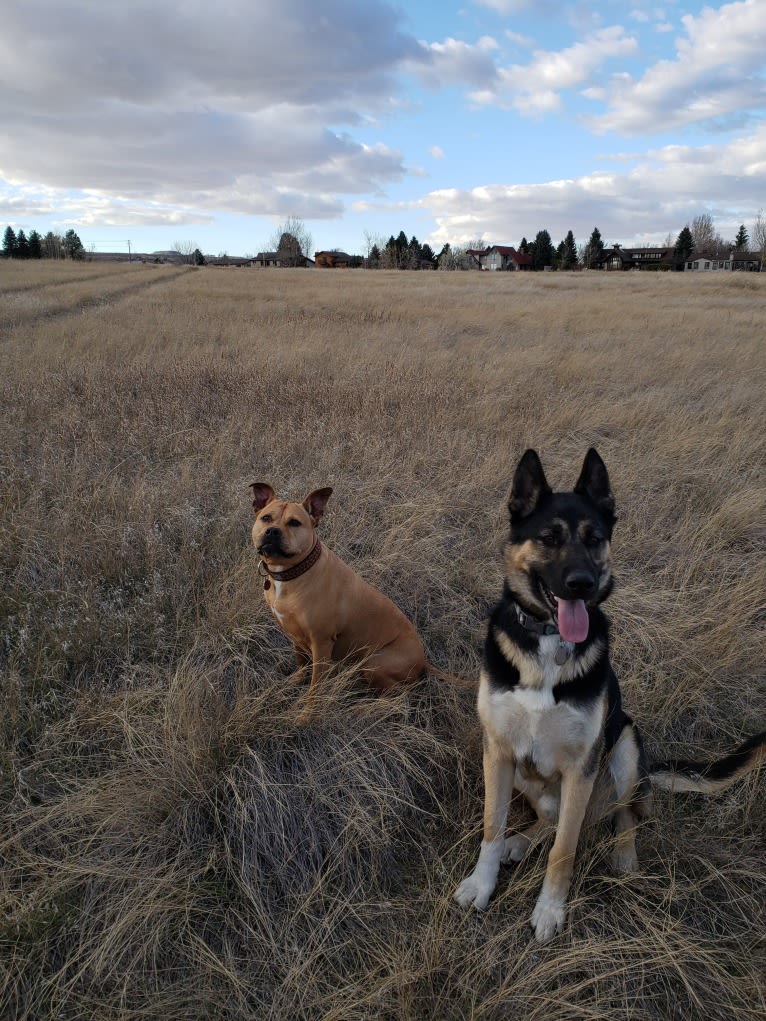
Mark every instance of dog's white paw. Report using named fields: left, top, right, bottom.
left=501, top=833, right=531, bottom=864
left=611, top=848, right=639, bottom=874
left=453, top=873, right=495, bottom=911
left=530, top=892, right=566, bottom=943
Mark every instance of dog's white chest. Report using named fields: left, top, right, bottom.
left=479, top=642, right=598, bottom=777
left=268, top=579, right=287, bottom=625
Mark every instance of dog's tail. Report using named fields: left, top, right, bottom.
left=424, top=663, right=477, bottom=689
left=649, top=731, right=766, bottom=794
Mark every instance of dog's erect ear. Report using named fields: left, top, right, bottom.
left=250, top=482, right=276, bottom=513
left=303, top=487, right=333, bottom=523
left=574, top=448, right=615, bottom=518
left=509, top=449, right=551, bottom=521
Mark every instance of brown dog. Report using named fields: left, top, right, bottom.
left=250, top=484, right=426, bottom=714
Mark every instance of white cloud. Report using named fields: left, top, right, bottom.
left=429, top=146, right=446, bottom=159
left=473, top=0, right=533, bottom=13
left=472, top=26, right=638, bottom=115
left=592, top=0, right=766, bottom=134
left=416, top=35, right=499, bottom=90
left=417, top=125, right=766, bottom=247
left=504, top=30, right=535, bottom=48
left=0, top=0, right=427, bottom=220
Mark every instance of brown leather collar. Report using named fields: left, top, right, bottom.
left=259, top=540, right=322, bottom=589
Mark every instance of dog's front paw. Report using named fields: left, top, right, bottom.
left=453, top=873, right=496, bottom=911
left=454, top=840, right=503, bottom=912
left=530, top=892, right=566, bottom=943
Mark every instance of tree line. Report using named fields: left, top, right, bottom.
left=2, top=226, right=85, bottom=260
left=7, top=210, right=764, bottom=269
left=361, top=212, right=765, bottom=271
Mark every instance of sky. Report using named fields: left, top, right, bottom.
left=1, top=0, right=764, bottom=258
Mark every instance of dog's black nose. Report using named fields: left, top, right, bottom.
left=563, top=570, right=597, bottom=598
left=263, top=526, right=282, bottom=540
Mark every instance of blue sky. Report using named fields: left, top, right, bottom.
left=1, top=0, right=764, bottom=257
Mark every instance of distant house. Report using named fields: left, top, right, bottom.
left=314, top=250, right=363, bottom=268
left=595, top=244, right=675, bottom=271
left=465, top=248, right=487, bottom=269
left=685, top=257, right=728, bottom=272
left=728, top=250, right=761, bottom=271
left=685, top=250, right=761, bottom=272
left=480, top=245, right=532, bottom=271
left=207, top=256, right=254, bottom=267
left=254, top=249, right=312, bottom=268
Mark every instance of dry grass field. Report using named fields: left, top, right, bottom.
left=1, top=261, right=764, bottom=1020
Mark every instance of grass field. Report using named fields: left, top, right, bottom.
left=1, top=262, right=765, bottom=1019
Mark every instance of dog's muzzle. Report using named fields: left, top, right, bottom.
left=257, top=527, right=294, bottom=559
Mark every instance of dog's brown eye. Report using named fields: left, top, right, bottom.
left=260, top=514, right=273, bottom=523
left=287, top=518, right=302, bottom=527
left=540, top=533, right=562, bottom=548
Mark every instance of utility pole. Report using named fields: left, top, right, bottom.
left=127, top=240, right=132, bottom=262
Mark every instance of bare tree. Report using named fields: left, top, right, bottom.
left=172, top=240, right=198, bottom=265
left=752, top=209, right=766, bottom=271
left=43, top=232, right=63, bottom=259
left=690, top=214, right=716, bottom=256
left=362, top=229, right=386, bottom=261
left=267, top=216, right=313, bottom=266
left=438, top=244, right=473, bottom=270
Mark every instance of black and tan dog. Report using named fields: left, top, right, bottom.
left=454, top=448, right=766, bottom=943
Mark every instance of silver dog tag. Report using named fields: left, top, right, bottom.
left=554, top=641, right=572, bottom=665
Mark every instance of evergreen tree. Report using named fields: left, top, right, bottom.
left=28, top=229, right=42, bottom=258
left=382, top=234, right=399, bottom=268
left=734, top=223, right=749, bottom=250
left=565, top=229, right=578, bottom=268
left=276, top=232, right=302, bottom=266
left=63, top=228, right=84, bottom=260
left=420, top=242, right=436, bottom=267
left=518, top=237, right=529, bottom=254
left=407, top=234, right=422, bottom=268
left=583, top=226, right=604, bottom=268
left=193, top=248, right=205, bottom=265
left=396, top=230, right=408, bottom=268
left=16, top=229, right=30, bottom=259
left=2, top=225, right=17, bottom=258
left=532, top=229, right=554, bottom=270
left=674, top=225, right=694, bottom=269
left=558, top=229, right=577, bottom=270
left=369, top=244, right=381, bottom=268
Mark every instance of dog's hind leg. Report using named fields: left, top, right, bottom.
left=608, top=721, right=652, bottom=873
left=502, top=773, right=559, bottom=863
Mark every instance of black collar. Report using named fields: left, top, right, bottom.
left=512, top=600, right=559, bottom=637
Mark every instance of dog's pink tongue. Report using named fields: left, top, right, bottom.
left=556, top=598, right=589, bottom=643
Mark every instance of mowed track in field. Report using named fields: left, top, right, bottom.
left=0, top=263, right=191, bottom=332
